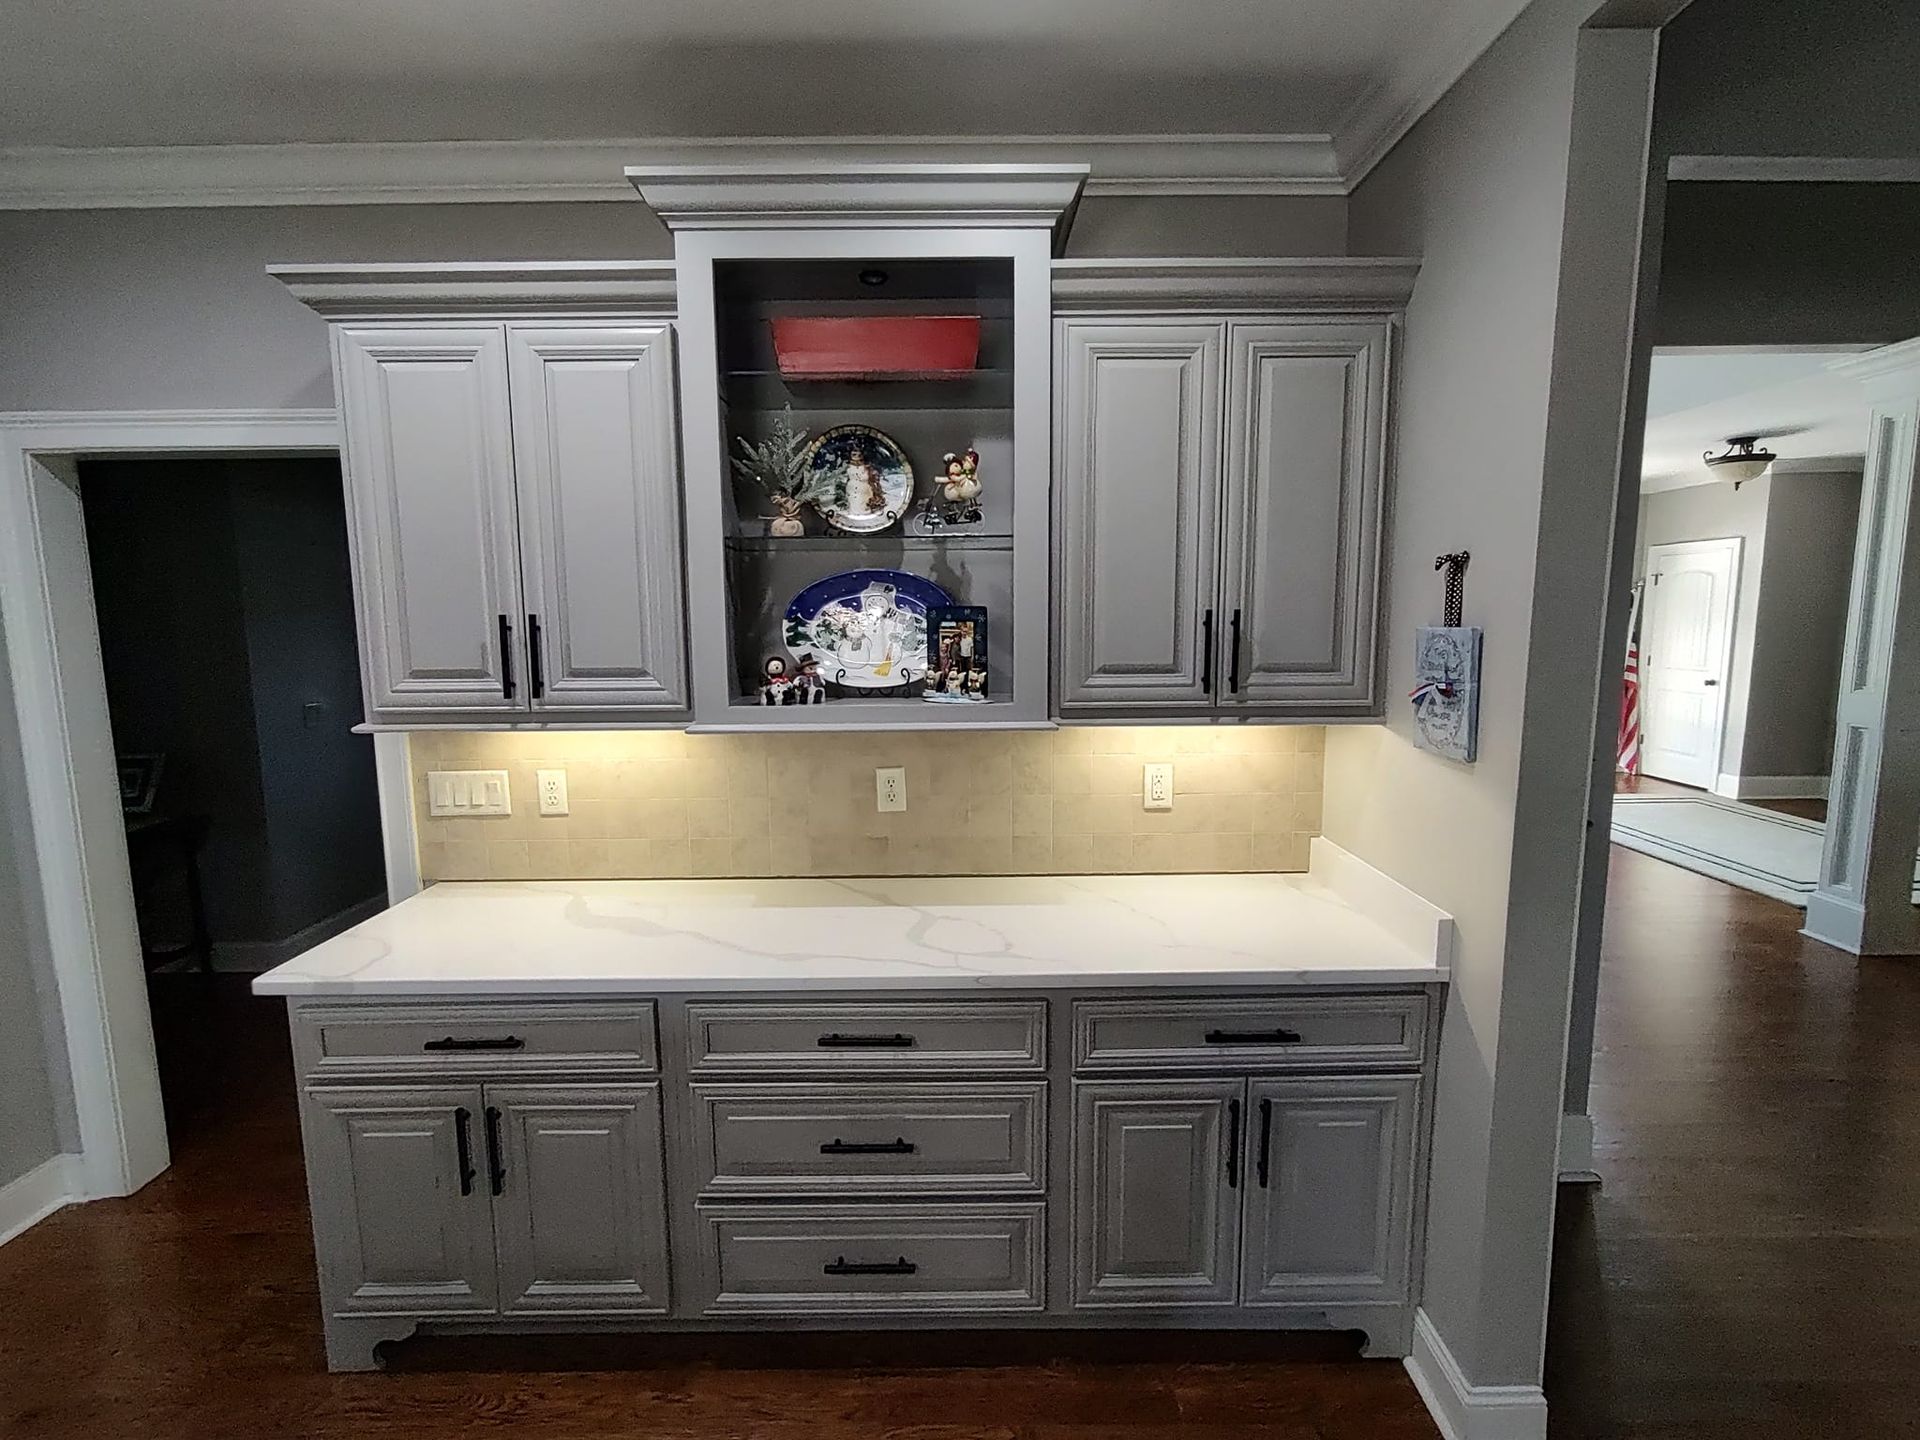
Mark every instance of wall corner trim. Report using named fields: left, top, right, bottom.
left=0, top=1153, right=81, bottom=1247
left=1557, top=1112, right=1599, bottom=1184
left=1405, top=1308, right=1549, bottom=1440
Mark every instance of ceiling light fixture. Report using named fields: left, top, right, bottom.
left=1704, top=435, right=1777, bottom=489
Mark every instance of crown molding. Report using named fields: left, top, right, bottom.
left=1828, top=336, right=1920, bottom=397
left=1051, top=257, right=1420, bottom=312
left=267, top=260, right=677, bottom=318
left=1332, top=0, right=1536, bottom=189
left=0, top=135, right=1344, bottom=212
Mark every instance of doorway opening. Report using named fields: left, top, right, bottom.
left=76, top=455, right=385, bottom=1144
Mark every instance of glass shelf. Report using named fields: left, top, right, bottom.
left=724, top=531, right=1015, bottom=554
left=720, top=367, right=1015, bottom=412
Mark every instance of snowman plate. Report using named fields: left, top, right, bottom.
left=784, top=569, right=953, bottom=690
left=801, top=425, right=915, bottom=534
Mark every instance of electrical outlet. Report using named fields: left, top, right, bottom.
left=426, top=770, right=511, bottom=817
left=536, top=769, right=570, bottom=816
left=875, top=766, right=908, bottom=813
left=1143, top=762, right=1175, bottom=811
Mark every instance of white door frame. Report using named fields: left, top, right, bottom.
left=0, top=410, right=420, bottom=1200
left=1639, top=535, right=1742, bottom=789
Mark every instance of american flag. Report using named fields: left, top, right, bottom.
left=1617, top=582, right=1643, bottom=776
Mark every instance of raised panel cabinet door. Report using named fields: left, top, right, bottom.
left=1071, top=1078, right=1244, bottom=1309
left=1240, top=1076, right=1419, bottom=1307
left=507, top=326, right=688, bottom=712
left=1218, top=320, right=1392, bottom=712
left=487, top=1083, right=671, bottom=1315
left=1055, top=321, right=1224, bottom=713
left=302, top=1085, right=498, bottom=1316
left=333, top=324, right=526, bottom=715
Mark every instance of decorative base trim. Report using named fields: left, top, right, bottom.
left=0, top=1154, right=80, bottom=1247
left=1711, top=773, right=1830, bottom=801
left=1557, top=1112, right=1600, bottom=1184
left=1405, top=1309, right=1548, bottom=1440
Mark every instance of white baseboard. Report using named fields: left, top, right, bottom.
left=1405, top=1308, right=1548, bottom=1440
left=1712, top=773, right=1830, bottom=801
left=1557, top=1112, right=1600, bottom=1184
left=206, top=893, right=387, bottom=973
left=0, top=1153, right=81, bottom=1246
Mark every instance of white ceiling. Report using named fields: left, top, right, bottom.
left=0, top=0, right=1535, bottom=204
left=1640, top=350, right=1875, bottom=493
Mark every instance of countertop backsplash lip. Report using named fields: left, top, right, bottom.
left=251, top=848, right=1451, bottom=997
left=407, top=725, right=1325, bottom=883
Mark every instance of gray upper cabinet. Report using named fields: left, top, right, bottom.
left=335, top=325, right=525, bottom=716
left=507, top=326, right=687, bottom=712
left=1072, top=1078, right=1242, bottom=1309
left=1049, top=260, right=1414, bottom=721
left=303, top=1084, right=500, bottom=1316
left=1055, top=322, right=1222, bottom=713
left=489, top=1083, right=671, bottom=1315
left=1219, top=322, right=1389, bottom=711
left=1240, top=1077, right=1418, bottom=1307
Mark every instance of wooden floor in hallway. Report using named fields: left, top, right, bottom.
left=3, top=842, right=1916, bottom=1440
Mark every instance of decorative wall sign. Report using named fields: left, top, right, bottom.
left=1410, top=552, right=1479, bottom=762
left=801, top=425, right=915, bottom=534
left=925, top=605, right=988, bottom=703
left=784, top=569, right=952, bottom=690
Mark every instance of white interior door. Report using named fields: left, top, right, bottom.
left=1640, top=537, right=1741, bottom=789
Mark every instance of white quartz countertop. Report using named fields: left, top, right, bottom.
left=252, top=840, right=1451, bottom=997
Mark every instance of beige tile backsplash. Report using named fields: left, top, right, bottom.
left=410, top=726, right=1324, bottom=882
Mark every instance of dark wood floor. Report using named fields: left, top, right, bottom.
left=3, top=839, right=1916, bottom=1439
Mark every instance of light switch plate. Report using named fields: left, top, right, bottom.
left=537, top=769, right=570, bottom=816
left=875, top=767, right=907, bottom=813
left=427, top=769, right=511, bottom=817
left=1143, top=763, right=1174, bottom=811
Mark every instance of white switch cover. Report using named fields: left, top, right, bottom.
left=1143, top=763, right=1175, bottom=811
left=875, top=767, right=907, bottom=813
left=537, top=769, right=570, bottom=816
left=427, top=770, right=511, bottom=817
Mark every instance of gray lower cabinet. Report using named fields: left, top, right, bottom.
left=1072, top=1079, right=1242, bottom=1308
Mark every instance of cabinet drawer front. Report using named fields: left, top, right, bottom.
left=693, top=1082, right=1047, bottom=1196
left=1073, top=994, right=1426, bottom=1072
left=296, top=1003, right=659, bottom=1077
left=686, top=1000, right=1047, bottom=1074
left=694, top=1203, right=1045, bottom=1316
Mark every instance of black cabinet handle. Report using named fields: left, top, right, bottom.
left=819, top=1137, right=917, bottom=1156
left=816, top=1032, right=916, bottom=1049
left=1226, top=1097, right=1242, bottom=1189
left=527, top=613, right=546, bottom=701
left=422, top=1035, right=526, bottom=1052
left=1257, top=1097, right=1273, bottom=1189
left=1204, top=1028, right=1303, bottom=1046
left=484, top=1105, right=506, bottom=1197
left=1228, top=609, right=1243, bottom=694
left=823, top=1256, right=917, bottom=1277
left=498, top=614, right=516, bottom=700
left=1201, top=608, right=1214, bottom=693
left=453, top=1106, right=476, bottom=1197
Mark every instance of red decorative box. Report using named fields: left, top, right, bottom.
left=771, top=315, right=981, bottom=379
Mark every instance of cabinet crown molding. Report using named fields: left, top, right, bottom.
left=268, top=260, right=678, bottom=319
left=1051, top=257, right=1420, bottom=313
left=626, top=162, right=1090, bottom=244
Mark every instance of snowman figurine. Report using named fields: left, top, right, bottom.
left=937, top=448, right=983, bottom=525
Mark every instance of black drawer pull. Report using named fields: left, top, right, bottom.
left=453, top=1106, right=477, bottom=1197
left=820, top=1137, right=916, bottom=1156
left=1204, top=1028, right=1303, bottom=1046
left=484, top=1105, right=506, bottom=1197
left=823, top=1256, right=917, bottom=1277
left=816, top=1032, right=916, bottom=1049
left=422, top=1035, right=526, bottom=1052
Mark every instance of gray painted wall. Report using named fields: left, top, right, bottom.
left=1636, top=478, right=1769, bottom=780
left=1656, top=183, right=1920, bottom=347
left=0, top=194, right=1346, bottom=412
left=1322, top=0, right=1595, bottom=1390
left=1745, top=469, right=1861, bottom=779
left=0, top=621, right=71, bottom=1189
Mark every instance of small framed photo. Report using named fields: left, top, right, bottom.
left=117, top=753, right=166, bottom=814
left=924, top=606, right=988, bottom=703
